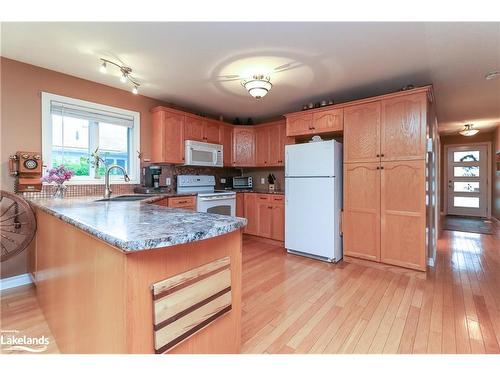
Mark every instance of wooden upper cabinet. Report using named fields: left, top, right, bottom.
left=344, top=101, right=381, bottom=163
left=286, top=113, right=313, bottom=136
left=381, top=93, right=427, bottom=161
left=151, top=107, right=185, bottom=164
left=312, top=108, right=343, bottom=133
left=255, top=126, right=270, bottom=166
left=204, top=121, right=221, bottom=144
left=268, top=125, right=281, bottom=166
left=221, top=125, right=233, bottom=166
left=343, top=163, right=381, bottom=261
left=380, top=160, right=426, bottom=270
left=232, top=127, right=255, bottom=167
left=184, top=115, right=205, bottom=142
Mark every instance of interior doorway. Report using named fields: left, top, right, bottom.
left=445, top=143, right=491, bottom=218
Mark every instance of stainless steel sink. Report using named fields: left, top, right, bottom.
left=94, top=194, right=152, bottom=202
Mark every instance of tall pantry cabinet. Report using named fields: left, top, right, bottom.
left=343, top=87, right=437, bottom=271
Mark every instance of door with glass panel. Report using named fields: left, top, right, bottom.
left=446, top=145, right=488, bottom=217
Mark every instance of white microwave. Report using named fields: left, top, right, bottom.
left=184, top=140, right=223, bottom=167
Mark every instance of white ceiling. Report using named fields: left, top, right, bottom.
left=1, top=22, right=499, bottom=133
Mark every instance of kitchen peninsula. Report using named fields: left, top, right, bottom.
left=28, top=195, right=246, bottom=354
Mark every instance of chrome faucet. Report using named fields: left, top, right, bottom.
left=103, top=165, right=130, bottom=199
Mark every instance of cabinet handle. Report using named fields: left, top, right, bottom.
left=380, top=166, right=384, bottom=170
left=376, top=166, right=380, bottom=170
left=376, top=154, right=380, bottom=157
left=268, top=206, right=272, bottom=209
left=381, top=153, right=385, bottom=157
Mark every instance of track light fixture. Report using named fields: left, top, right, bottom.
left=99, top=58, right=140, bottom=95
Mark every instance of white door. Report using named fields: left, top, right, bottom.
left=285, top=141, right=336, bottom=177
left=285, top=177, right=338, bottom=260
left=446, top=145, right=488, bottom=217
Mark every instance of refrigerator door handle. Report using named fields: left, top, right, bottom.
left=339, top=209, right=343, bottom=237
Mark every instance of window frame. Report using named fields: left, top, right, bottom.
left=41, top=92, right=141, bottom=185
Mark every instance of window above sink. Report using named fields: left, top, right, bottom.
left=41, top=92, right=141, bottom=185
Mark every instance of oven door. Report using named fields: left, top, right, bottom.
left=197, top=194, right=236, bottom=216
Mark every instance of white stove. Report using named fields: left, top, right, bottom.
left=177, top=175, right=236, bottom=216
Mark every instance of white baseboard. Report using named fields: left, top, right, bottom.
left=0, top=273, right=33, bottom=291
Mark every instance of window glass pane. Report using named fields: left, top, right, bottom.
left=51, top=114, right=90, bottom=176
left=97, top=122, right=130, bottom=177
left=454, top=182, right=480, bottom=193
left=454, top=196, right=479, bottom=208
left=453, top=151, right=479, bottom=162
left=454, top=166, right=479, bottom=177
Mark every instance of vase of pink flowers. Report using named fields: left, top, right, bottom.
left=42, top=165, right=74, bottom=199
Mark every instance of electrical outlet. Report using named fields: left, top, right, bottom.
left=260, top=177, right=265, bottom=184
left=165, top=177, right=171, bottom=186
left=221, top=178, right=226, bottom=184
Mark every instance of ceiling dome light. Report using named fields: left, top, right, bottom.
left=99, top=61, right=107, bottom=74
left=242, top=75, right=272, bottom=99
left=132, top=86, right=138, bottom=95
left=459, top=123, right=479, bottom=136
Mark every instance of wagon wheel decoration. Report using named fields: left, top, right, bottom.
left=0, top=191, right=36, bottom=262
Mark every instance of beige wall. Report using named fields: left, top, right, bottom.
left=0, top=57, right=172, bottom=279
left=439, top=131, right=497, bottom=218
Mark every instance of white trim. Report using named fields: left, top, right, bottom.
left=0, top=273, right=33, bottom=291
left=443, top=142, right=492, bottom=219
left=41, top=92, right=141, bottom=184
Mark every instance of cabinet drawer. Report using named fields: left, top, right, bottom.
left=271, top=195, right=284, bottom=203
left=168, top=196, right=196, bottom=209
left=256, top=194, right=270, bottom=202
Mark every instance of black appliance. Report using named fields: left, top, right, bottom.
left=144, top=165, right=162, bottom=188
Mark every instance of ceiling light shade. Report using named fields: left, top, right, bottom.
left=242, top=75, right=272, bottom=99
left=459, top=123, right=479, bottom=136
left=132, top=86, right=138, bottom=95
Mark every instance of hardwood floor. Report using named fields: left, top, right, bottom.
left=1, top=224, right=500, bottom=354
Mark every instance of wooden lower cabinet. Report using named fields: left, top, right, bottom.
left=242, top=193, right=284, bottom=241
left=236, top=193, right=244, bottom=217
left=343, top=163, right=381, bottom=261
left=243, top=193, right=258, bottom=235
left=380, top=160, right=426, bottom=271
left=343, top=160, right=426, bottom=271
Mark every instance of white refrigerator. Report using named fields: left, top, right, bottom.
left=284, top=140, right=343, bottom=262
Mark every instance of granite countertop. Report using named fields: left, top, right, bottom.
left=225, top=189, right=285, bottom=195
left=29, top=195, right=247, bottom=253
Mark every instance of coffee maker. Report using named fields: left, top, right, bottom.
left=144, top=165, right=162, bottom=188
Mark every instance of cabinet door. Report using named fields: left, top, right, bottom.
left=257, top=201, right=273, bottom=238
left=268, top=124, right=281, bottom=166
left=344, top=102, right=381, bottom=163
left=286, top=114, right=313, bottom=136
left=380, top=160, right=426, bottom=271
left=236, top=193, right=244, bottom=218
left=233, top=127, right=255, bottom=166
left=312, top=108, right=343, bottom=133
left=244, top=193, right=258, bottom=235
left=221, top=125, right=233, bottom=166
left=152, top=110, right=184, bottom=164
left=204, top=121, right=221, bottom=144
left=255, top=127, right=270, bottom=166
left=184, top=115, right=205, bottom=142
left=381, top=93, right=426, bottom=161
left=343, top=163, right=381, bottom=261
left=271, top=202, right=285, bottom=241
